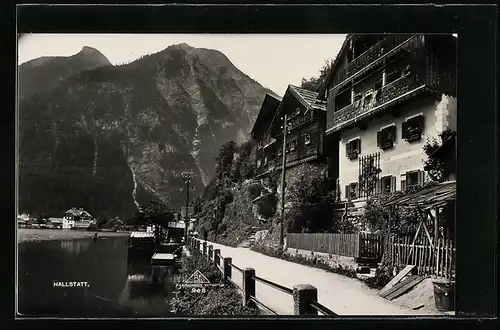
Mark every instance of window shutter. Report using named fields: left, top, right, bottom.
left=377, top=131, right=382, bottom=147
left=401, top=179, right=407, bottom=191
left=390, top=176, right=396, bottom=192
left=357, top=139, right=361, bottom=154
left=402, top=121, right=408, bottom=139
left=345, top=185, right=350, bottom=200
left=345, top=142, right=349, bottom=157
left=418, top=170, right=426, bottom=185
left=389, top=126, right=397, bottom=142
left=417, top=115, right=425, bottom=131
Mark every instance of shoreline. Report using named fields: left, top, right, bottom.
left=17, top=228, right=130, bottom=243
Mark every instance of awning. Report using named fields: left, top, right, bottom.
left=384, top=180, right=456, bottom=209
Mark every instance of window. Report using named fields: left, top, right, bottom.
left=346, top=139, right=361, bottom=159
left=335, top=89, right=352, bottom=111
left=345, top=182, right=359, bottom=200
left=257, top=159, right=261, bottom=168
left=304, top=133, right=312, bottom=145
left=402, top=115, right=425, bottom=142
left=257, top=141, right=263, bottom=149
left=277, top=148, right=283, bottom=156
left=290, top=139, right=297, bottom=151
left=264, top=157, right=268, bottom=165
left=379, top=175, right=396, bottom=193
left=401, top=170, right=425, bottom=190
left=377, top=125, right=397, bottom=150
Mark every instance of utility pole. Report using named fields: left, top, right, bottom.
left=181, top=170, right=193, bottom=245
left=279, top=113, right=288, bottom=250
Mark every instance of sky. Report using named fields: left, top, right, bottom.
left=17, top=34, right=347, bottom=95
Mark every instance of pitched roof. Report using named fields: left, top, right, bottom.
left=317, top=34, right=354, bottom=98
left=384, top=181, right=456, bottom=209
left=251, top=92, right=282, bottom=135
left=288, top=85, right=326, bottom=111
left=267, top=85, right=326, bottom=134
left=65, top=207, right=92, bottom=218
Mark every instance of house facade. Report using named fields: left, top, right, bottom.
left=62, top=207, right=94, bottom=229
left=251, top=93, right=282, bottom=178
left=253, top=85, right=328, bottom=180
left=318, top=34, right=457, bottom=203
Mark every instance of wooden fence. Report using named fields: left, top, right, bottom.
left=287, top=233, right=383, bottom=261
left=388, top=236, right=456, bottom=280
left=186, top=236, right=339, bottom=316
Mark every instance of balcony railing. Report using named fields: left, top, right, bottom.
left=258, top=134, right=276, bottom=149
left=288, top=113, right=314, bottom=131
left=347, top=34, right=414, bottom=76
left=256, top=158, right=276, bottom=176
left=330, top=73, right=424, bottom=131
left=331, top=34, right=419, bottom=90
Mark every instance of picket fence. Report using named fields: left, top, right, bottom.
left=388, top=236, right=456, bottom=280
left=287, top=233, right=383, bottom=261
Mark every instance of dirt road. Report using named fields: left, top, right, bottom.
left=196, top=241, right=436, bottom=316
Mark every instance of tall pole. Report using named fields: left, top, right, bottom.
left=185, top=178, right=189, bottom=244
left=280, top=113, right=288, bottom=250
left=182, top=170, right=193, bottom=245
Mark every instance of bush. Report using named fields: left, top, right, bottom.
left=172, top=247, right=258, bottom=316
left=251, top=244, right=358, bottom=279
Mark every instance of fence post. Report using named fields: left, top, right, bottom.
left=208, top=245, right=213, bottom=260
left=242, top=268, right=256, bottom=307
left=202, top=241, right=207, bottom=256
left=214, top=249, right=220, bottom=268
left=293, top=284, right=318, bottom=316
left=223, top=257, right=232, bottom=281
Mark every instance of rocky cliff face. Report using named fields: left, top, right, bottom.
left=18, top=43, right=272, bottom=219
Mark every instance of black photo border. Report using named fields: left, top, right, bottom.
left=3, top=2, right=498, bottom=330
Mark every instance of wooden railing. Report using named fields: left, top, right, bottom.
left=186, top=236, right=339, bottom=316
left=330, top=73, right=424, bottom=131
left=346, top=34, right=415, bottom=76
left=287, top=233, right=384, bottom=261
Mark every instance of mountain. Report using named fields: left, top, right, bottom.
left=18, top=46, right=112, bottom=100
left=18, top=43, right=271, bottom=220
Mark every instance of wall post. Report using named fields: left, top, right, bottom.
left=208, top=245, right=213, bottom=260
left=223, top=257, right=232, bottom=281
left=242, top=268, right=256, bottom=307
left=214, top=249, right=221, bottom=268
left=293, top=284, right=318, bottom=316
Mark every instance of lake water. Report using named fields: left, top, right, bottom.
left=17, top=236, right=180, bottom=318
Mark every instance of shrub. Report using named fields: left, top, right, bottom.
left=251, top=244, right=358, bottom=279
left=172, top=247, right=258, bottom=316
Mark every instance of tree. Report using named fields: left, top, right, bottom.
left=285, top=166, right=336, bottom=233
left=423, top=128, right=456, bottom=182
left=301, top=58, right=335, bottom=92
left=136, top=200, right=175, bottom=243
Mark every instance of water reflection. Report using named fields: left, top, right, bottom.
left=18, top=237, right=180, bottom=317
left=60, top=239, right=92, bottom=255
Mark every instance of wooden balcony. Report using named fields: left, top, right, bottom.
left=331, top=34, right=420, bottom=91
left=328, top=73, right=426, bottom=133
left=347, top=34, right=414, bottom=76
